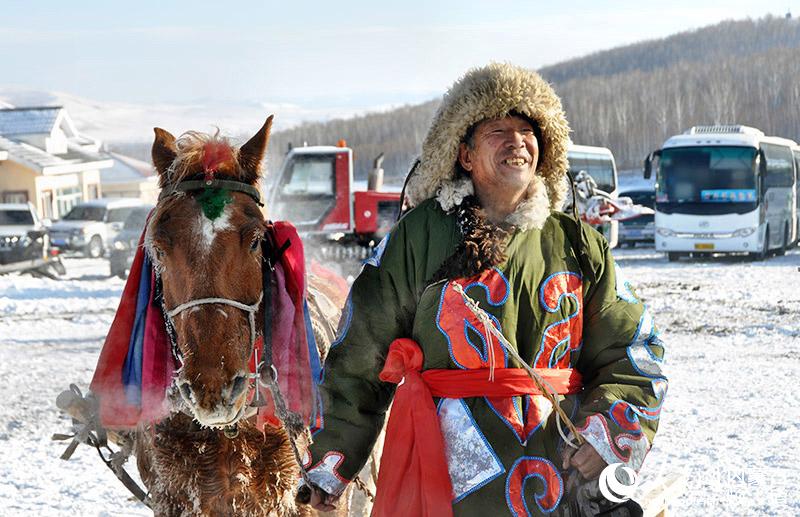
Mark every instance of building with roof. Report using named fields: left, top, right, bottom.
left=101, top=152, right=159, bottom=204
left=0, top=106, right=113, bottom=219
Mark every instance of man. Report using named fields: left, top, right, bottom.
left=300, top=63, right=667, bottom=516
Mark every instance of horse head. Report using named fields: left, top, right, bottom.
left=146, top=116, right=273, bottom=428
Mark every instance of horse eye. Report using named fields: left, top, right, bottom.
left=250, top=237, right=261, bottom=252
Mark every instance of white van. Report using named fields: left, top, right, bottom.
left=49, top=198, right=144, bottom=257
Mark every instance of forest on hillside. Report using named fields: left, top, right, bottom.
left=263, top=15, right=800, bottom=182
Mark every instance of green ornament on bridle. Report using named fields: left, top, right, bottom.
left=197, top=187, right=233, bottom=220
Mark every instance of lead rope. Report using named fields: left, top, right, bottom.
left=258, top=352, right=375, bottom=503
left=256, top=238, right=375, bottom=504
left=451, top=283, right=585, bottom=449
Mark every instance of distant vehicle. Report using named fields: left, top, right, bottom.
left=645, top=125, right=798, bottom=261
left=618, top=188, right=655, bottom=247
left=108, top=205, right=153, bottom=278
left=793, top=146, right=800, bottom=247
left=268, top=144, right=401, bottom=264
left=49, top=198, right=144, bottom=258
left=0, top=202, right=65, bottom=277
left=567, top=144, right=620, bottom=248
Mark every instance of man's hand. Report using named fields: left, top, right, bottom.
left=296, top=483, right=338, bottom=512
left=561, top=443, right=607, bottom=480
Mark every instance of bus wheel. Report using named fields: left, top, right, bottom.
left=667, top=252, right=683, bottom=262
left=775, top=225, right=788, bottom=257
left=751, top=227, right=769, bottom=261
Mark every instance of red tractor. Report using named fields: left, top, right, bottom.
left=267, top=142, right=402, bottom=266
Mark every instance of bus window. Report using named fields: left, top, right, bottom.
left=658, top=146, right=757, bottom=203
left=584, top=156, right=615, bottom=193
left=762, top=143, right=794, bottom=188
left=567, top=152, right=587, bottom=176
left=567, top=150, right=616, bottom=193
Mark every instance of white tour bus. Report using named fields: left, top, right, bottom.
left=644, top=125, right=798, bottom=261
left=794, top=146, right=800, bottom=246
left=567, top=144, right=619, bottom=248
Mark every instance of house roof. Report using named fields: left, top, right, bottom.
left=0, top=135, right=112, bottom=174
left=101, top=152, right=156, bottom=184
left=0, top=107, right=63, bottom=136
left=0, top=106, right=111, bottom=174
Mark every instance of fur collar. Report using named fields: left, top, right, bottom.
left=435, top=175, right=551, bottom=231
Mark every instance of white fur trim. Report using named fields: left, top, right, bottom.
left=505, top=176, right=551, bottom=230
left=435, top=177, right=474, bottom=212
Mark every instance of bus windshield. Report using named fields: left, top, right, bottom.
left=657, top=146, right=757, bottom=204
left=567, top=151, right=616, bottom=193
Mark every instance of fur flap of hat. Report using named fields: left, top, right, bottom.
left=408, top=62, right=570, bottom=230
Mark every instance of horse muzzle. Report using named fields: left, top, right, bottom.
left=177, top=373, right=251, bottom=428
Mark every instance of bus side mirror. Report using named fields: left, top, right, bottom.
left=643, top=150, right=661, bottom=180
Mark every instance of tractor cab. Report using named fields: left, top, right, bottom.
left=268, top=143, right=401, bottom=247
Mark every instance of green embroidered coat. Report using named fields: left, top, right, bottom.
left=305, top=199, right=667, bottom=516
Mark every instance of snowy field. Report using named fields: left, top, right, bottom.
left=1, top=249, right=798, bottom=516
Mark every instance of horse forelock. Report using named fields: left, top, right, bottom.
left=165, top=130, right=242, bottom=186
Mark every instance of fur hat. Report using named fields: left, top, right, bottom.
left=407, top=62, right=571, bottom=230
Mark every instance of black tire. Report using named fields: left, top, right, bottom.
left=751, top=227, right=769, bottom=261
left=667, top=252, right=682, bottom=262
left=87, top=235, right=104, bottom=258
left=775, top=225, right=788, bottom=257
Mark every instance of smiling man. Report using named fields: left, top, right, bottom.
left=298, top=63, right=667, bottom=516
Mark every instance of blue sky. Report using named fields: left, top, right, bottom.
left=1, top=0, right=796, bottom=108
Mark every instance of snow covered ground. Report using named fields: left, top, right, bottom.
left=1, top=249, right=798, bottom=516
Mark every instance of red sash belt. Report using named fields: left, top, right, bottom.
left=371, top=338, right=583, bottom=517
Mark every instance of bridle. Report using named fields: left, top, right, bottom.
left=150, top=176, right=349, bottom=493
left=156, top=177, right=289, bottom=412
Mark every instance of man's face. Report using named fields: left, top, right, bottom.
left=458, top=115, right=540, bottom=206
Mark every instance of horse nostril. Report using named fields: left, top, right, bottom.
left=179, top=382, right=194, bottom=404
left=229, top=375, right=248, bottom=401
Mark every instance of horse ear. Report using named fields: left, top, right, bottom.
left=238, top=115, right=274, bottom=183
left=152, top=127, right=177, bottom=177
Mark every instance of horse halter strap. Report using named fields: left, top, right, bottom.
left=165, top=293, right=264, bottom=353
left=159, top=178, right=263, bottom=206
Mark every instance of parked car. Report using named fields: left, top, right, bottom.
left=0, top=202, right=65, bottom=277
left=108, top=205, right=153, bottom=278
left=49, top=198, right=144, bottom=258
left=618, top=188, right=655, bottom=247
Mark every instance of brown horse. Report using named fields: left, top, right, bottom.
left=133, top=117, right=345, bottom=516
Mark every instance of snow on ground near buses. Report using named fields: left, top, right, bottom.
left=1, top=250, right=799, bottom=516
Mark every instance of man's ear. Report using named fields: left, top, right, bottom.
left=458, top=142, right=473, bottom=173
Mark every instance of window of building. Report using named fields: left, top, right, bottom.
left=2, top=190, right=29, bottom=203
left=56, top=186, right=82, bottom=218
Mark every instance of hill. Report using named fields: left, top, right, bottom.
left=266, top=15, right=800, bottom=181
left=537, top=16, right=800, bottom=82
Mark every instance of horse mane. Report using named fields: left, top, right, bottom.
left=165, top=130, right=243, bottom=186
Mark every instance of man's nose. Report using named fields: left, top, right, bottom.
left=506, top=130, right=526, bottom=147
